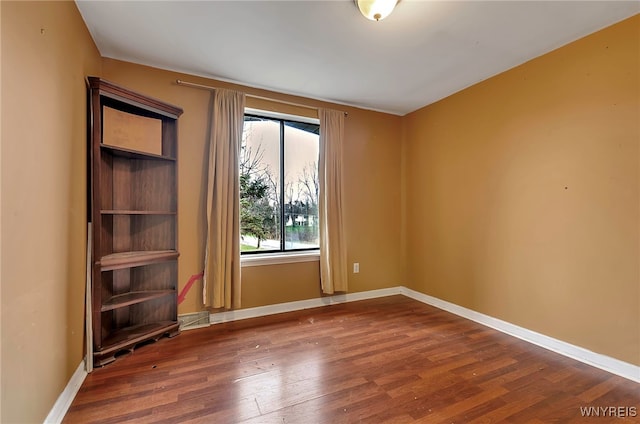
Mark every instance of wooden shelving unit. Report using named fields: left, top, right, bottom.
left=88, top=77, right=183, bottom=367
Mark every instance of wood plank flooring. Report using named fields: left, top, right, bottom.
left=64, top=295, right=640, bottom=423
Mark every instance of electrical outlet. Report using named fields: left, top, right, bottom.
left=353, top=263, right=360, bottom=273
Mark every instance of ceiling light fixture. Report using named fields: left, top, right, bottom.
left=356, top=0, right=398, bottom=22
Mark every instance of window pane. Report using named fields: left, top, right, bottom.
left=240, top=117, right=281, bottom=252
left=284, top=122, right=320, bottom=250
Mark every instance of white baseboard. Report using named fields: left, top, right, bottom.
left=43, top=359, right=87, bottom=424
left=400, top=286, right=640, bottom=384
left=210, top=287, right=401, bottom=324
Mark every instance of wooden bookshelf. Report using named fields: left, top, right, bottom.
left=88, top=77, right=183, bottom=367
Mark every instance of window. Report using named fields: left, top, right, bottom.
left=240, top=111, right=320, bottom=254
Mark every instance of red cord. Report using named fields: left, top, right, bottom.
left=177, top=271, right=204, bottom=304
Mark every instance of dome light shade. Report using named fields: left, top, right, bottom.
left=356, top=0, right=398, bottom=22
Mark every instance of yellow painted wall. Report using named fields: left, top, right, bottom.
left=1, top=1, right=101, bottom=422
left=100, top=59, right=403, bottom=312
left=403, top=15, right=640, bottom=365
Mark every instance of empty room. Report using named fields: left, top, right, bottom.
left=1, top=1, right=639, bottom=423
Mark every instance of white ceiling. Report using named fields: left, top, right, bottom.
left=75, top=1, right=639, bottom=116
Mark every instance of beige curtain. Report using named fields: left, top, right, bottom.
left=318, top=108, right=348, bottom=294
left=203, top=88, right=245, bottom=309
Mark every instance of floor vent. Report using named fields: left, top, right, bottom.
left=178, top=311, right=210, bottom=331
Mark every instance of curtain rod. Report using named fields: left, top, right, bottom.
left=176, top=79, right=347, bottom=116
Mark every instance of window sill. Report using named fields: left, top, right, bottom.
left=241, top=250, right=320, bottom=267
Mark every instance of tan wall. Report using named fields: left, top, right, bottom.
left=100, top=59, right=403, bottom=312
left=1, top=1, right=101, bottom=422
left=403, top=15, right=640, bottom=365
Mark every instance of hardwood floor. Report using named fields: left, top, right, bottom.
left=64, top=295, right=640, bottom=423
